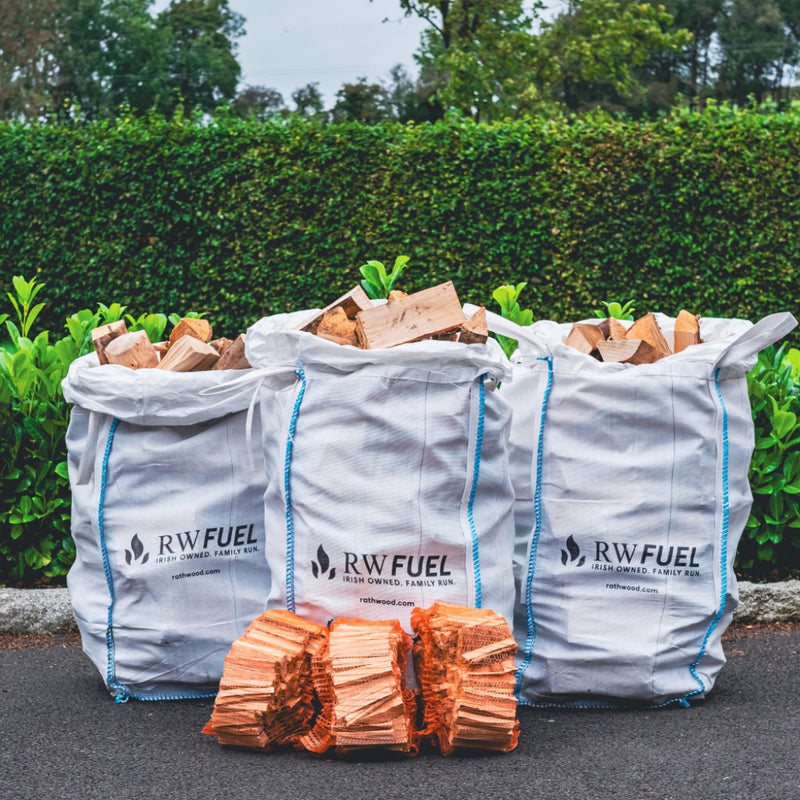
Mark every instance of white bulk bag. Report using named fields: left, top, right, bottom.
left=61, top=315, right=311, bottom=702
left=244, top=317, right=517, bottom=636
left=472, top=307, right=796, bottom=707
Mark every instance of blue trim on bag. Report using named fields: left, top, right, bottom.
left=284, top=365, right=307, bottom=614
left=96, top=418, right=222, bottom=705
left=515, top=356, right=553, bottom=700
left=467, top=375, right=486, bottom=608
left=97, top=418, right=129, bottom=703
left=678, top=368, right=731, bottom=706
left=518, top=368, right=732, bottom=712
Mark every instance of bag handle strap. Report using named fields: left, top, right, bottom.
left=713, top=312, right=798, bottom=373
left=463, top=304, right=548, bottom=356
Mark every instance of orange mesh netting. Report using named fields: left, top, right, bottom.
left=202, top=609, right=327, bottom=750
left=411, top=602, right=520, bottom=756
left=299, top=617, right=419, bottom=757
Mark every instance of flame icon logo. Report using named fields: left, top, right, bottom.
left=125, top=534, right=149, bottom=566
left=561, top=535, right=586, bottom=567
left=311, top=545, right=336, bottom=580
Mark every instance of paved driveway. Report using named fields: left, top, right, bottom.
left=1, top=624, right=798, bottom=800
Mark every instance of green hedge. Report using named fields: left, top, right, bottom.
left=1, top=107, right=799, bottom=339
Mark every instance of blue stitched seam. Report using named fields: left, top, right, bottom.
left=467, top=375, right=486, bottom=608
left=678, top=369, right=730, bottom=706
left=515, top=356, right=553, bottom=700
left=121, top=689, right=219, bottom=703
left=284, top=365, right=307, bottom=614
left=97, top=418, right=129, bottom=702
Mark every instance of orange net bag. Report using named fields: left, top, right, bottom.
left=300, top=617, right=419, bottom=757
left=202, top=609, right=327, bottom=750
left=411, top=602, right=519, bottom=756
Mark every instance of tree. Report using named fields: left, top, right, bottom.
left=384, top=63, right=444, bottom=122
left=717, top=0, right=796, bottom=105
left=331, top=77, right=389, bottom=123
left=0, top=0, right=60, bottom=119
left=233, top=85, right=286, bottom=119
left=291, top=82, right=327, bottom=119
left=156, top=0, right=244, bottom=114
left=50, top=0, right=171, bottom=119
left=389, top=0, right=692, bottom=118
left=532, top=0, right=693, bottom=113
left=389, top=0, right=540, bottom=120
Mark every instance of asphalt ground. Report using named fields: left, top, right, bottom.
left=1, top=624, right=798, bottom=800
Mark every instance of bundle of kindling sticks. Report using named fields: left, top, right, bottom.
left=202, top=604, right=519, bottom=758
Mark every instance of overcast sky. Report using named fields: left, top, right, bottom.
left=153, top=0, right=428, bottom=107
left=152, top=0, right=564, bottom=108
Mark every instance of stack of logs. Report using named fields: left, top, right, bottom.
left=91, top=317, right=249, bottom=372
left=565, top=310, right=701, bottom=365
left=298, top=281, right=488, bottom=349
left=203, top=606, right=520, bottom=758
left=201, top=610, right=327, bottom=750
left=411, top=602, right=519, bottom=756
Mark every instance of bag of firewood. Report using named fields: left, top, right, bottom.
left=243, top=315, right=517, bottom=638
left=472, top=307, right=796, bottom=707
left=61, top=320, right=308, bottom=702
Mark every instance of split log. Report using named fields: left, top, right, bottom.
left=459, top=306, right=489, bottom=345
left=565, top=322, right=604, bottom=356
left=169, top=317, right=213, bottom=345
left=673, top=309, right=701, bottom=353
left=158, top=336, right=219, bottom=372
left=597, top=338, right=661, bottom=365
left=387, top=290, right=408, bottom=303
left=103, top=330, right=159, bottom=370
left=607, top=318, right=629, bottom=341
left=626, top=313, right=671, bottom=359
left=212, top=333, right=250, bottom=370
left=92, top=320, right=128, bottom=365
left=210, top=337, right=233, bottom=355
left=296, top=286, right=373, bottom=334
left=354, top=281, right=466, bottom=350
left=314, top=307, right=359, bottom=347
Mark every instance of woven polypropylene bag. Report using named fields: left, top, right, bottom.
left=61, top=312, right=313, bottom=701
left=244, top=316, right=517, bottom=637
left=471, top=307, right=796, bottom=707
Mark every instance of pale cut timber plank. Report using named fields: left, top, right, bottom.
left=158, top=335, right=219, bottom=371
left=296, top=286, right=373, bottom=334
left=673, top=309, right=701, bottom=353
left=103, top=330, right=159, bottom=369
left=92, top=320, right=128, bottom=365
left=354, top=281, right=466, bottom=350
left=597, top=338, right=660, bottom=365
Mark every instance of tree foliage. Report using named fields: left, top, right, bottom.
left=0, top=0, right=244, bottom=119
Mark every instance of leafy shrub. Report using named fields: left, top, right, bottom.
left=0, top=276, right=189, bottom=585
left=1, top=107, right=799, bottom=347
left=739, top=344, right=800, bottom=581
